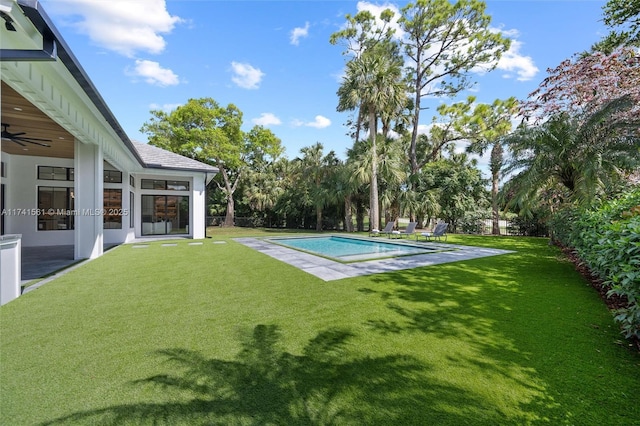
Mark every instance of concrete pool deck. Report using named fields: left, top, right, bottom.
left=235, top=237, right=515, bottom=281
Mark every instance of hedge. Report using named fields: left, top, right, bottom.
left=549, top=189, right=640, bottom=340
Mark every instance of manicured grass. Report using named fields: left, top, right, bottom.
left=1, top=230, right=638, bottom=425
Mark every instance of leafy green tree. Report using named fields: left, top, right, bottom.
left=398, top=0, right=511, bottom=175
left=592, top=0, right=640, bottom=52
left=140, top=98, right=282, bottom=227
left=273, top=159, right=311, bottom=229
left=329, top=161, right=363, bottom=232
left=345, top=140, right=372, bottom=232
left=295, top=143, right=340, bottom=231
left=461, top=97, right=519, bottom=234
left=421, top=148, right=488, bottom=231
left=242, top=157, right=290, bottom=227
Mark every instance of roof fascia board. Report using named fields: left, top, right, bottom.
left=0, top=33, right=56, bottom=61
left=143, top=165, right=219, bottom=174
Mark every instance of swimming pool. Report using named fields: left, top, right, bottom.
left=266, top=235, right=436, bottom=262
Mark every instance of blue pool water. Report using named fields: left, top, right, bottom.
left=269, top=236, right=433, bottom=261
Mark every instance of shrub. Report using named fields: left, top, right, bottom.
left=548, top=189, right=640, bottom=339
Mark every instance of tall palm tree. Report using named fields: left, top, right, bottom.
left=337, top=47, right=407, bottom=231
left=465, top=98, right=519, bottom=234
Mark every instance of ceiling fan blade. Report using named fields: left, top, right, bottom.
left=1, top=124, right=52, bottom=148
left=14, top=136, right=52, bottom=142
left=10, top=138, right=26, bottom=147
left=22, top=139, right=51, bottom=147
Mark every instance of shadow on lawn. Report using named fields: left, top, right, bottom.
left=357, top=247, right=567, bottom=422
left=40, top=325, right=497, bottom=425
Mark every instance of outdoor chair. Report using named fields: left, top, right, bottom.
left=417, top=222, right=448, bottom=242
left=370, top=221, right=395, bottom=237
left=391, top=221, right=418, bottom=239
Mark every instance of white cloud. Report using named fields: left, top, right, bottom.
left=129, top=59, right=179, bottom=86
left=149, top=102, right=182, bottom=112
left=230, top=61, right=265, bottom=89
left=416, top=123, right=433, bottom=135
left=293, top=115, right=331, bottom=129
left=496, top=39, right=539, bottom=81
left=45, top=0, right=182, bottom=57
left=307, top=115, right=331, bottom=128
left=290, top=22, right=310, bottom=46
left=356, top=1, right=404, bottom=40
left=332, top=68, right=347, bottom=84
left=253, top=113, right=282, bottom=126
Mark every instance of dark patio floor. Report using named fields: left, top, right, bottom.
left=21, top=244, right=117, bottom=284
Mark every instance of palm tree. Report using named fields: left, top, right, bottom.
left=296, top=143, right=340, bottom=231
left=505, top=95, right=640, bottom=211
left=337, top=47, right=407, bottom=232
left=465, top=98, right=519, bottom=235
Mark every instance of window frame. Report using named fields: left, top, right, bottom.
left=37, top=186, right=74, bottom=231
left=103, top=170, right=123, bottom=183
left=37, top=166, right=74, bottom=181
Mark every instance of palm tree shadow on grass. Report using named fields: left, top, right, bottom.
left=41, top=325, right=487, bottom=425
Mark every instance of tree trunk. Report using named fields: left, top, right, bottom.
left=369, top=110, right=379, bottom=232
left=224, top=196, right=235, bottom=227
left=356, top=199, right=364, bottom=232
left=220, top=167, right=236, bottom=227
left=409, top=63, right=422, bottom=175
left=316, top=207, right=322, bottom=232
left=491, top=172, right=500, bottom=235
left=344, top=197, right=353, bottom=232
left=490, top=143, right=503, bottom=235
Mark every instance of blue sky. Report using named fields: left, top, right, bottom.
left=41, top=0, right=608, bottom=173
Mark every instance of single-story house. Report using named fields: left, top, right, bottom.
left=0, top=0, right=218, bottom=261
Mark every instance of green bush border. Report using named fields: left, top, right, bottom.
left=549, top=189, right=640, bottom=339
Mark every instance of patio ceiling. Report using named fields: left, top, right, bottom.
left=1, top=81, right=75, bottom=159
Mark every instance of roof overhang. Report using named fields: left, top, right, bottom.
left=0, top=0, right=145, bottom=167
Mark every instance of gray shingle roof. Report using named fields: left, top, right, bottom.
left=132, top=141, right=218, bottom=173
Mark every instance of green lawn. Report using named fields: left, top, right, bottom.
left=1, top=230, right=638, bottom=425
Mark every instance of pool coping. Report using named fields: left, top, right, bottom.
left=235, top=237, right=515, bottom=281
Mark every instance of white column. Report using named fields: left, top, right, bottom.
left=74, top=140, right=103, bottom=259
left=192, top=175, right=206, bottom=239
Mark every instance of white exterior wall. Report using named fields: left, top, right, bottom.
left=1, top=153, right=75, bottom=246
left=134, top=171, right=207, bottom=240
left=1, top=151, right=209, bottom=248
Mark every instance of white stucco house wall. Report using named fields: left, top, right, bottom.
left=0, top=0, right=218, bottom=261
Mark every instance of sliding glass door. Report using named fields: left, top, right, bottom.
left=141, top=195, right=189, bottom=235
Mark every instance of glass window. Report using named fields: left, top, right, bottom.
left=141, top=179, right=167, bottom=190
left=130, top=191, right=135, bottom=228
left=167, top=180, right=189, bottom=191
left=104, top=170, right=122, bottom=183
left=141, top=194, right=189, bottom=235
left=103, top=189, right=122, bottom=229
left=141, top=179, right=188, bottom=191
left=129, top=175, right=135, bottom=187
left=38, top=166, right=73, bottom=181
left=38, top=186, right=74, bottom=230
